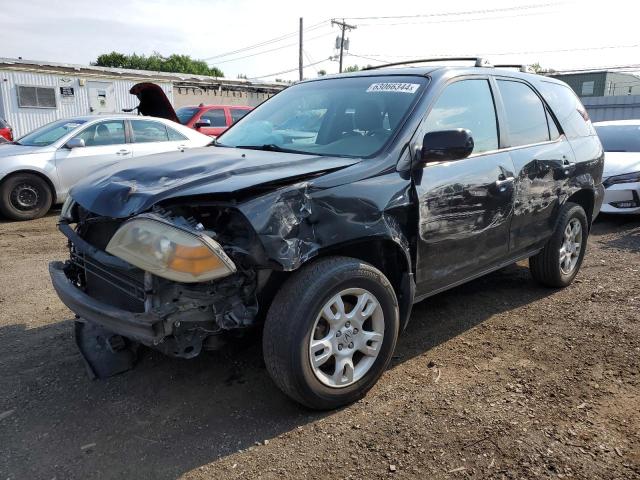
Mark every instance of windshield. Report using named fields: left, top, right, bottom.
left=17, top=119, right=87, bottom=147
left=176, top=107, right=200, bottom=125
left=218, top=75, right=427, bottom=157
left=595, top=124, right=640, bottom=152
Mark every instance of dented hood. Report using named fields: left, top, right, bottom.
left=70, top=146, right=360, bottom=218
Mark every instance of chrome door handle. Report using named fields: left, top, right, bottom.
left=116, top=149, right=131, bottom=155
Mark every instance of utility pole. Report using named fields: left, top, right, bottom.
left=331, top=18, right=356, bottom=73
left=298, top=17, right=303, bottom=81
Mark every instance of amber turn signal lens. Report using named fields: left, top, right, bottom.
left=168, top=245, right=225, bottom=275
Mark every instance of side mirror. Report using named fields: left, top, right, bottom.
left=65, top=138, right=86, bottom=149
left=420, top=129, right=474, bottom=165
left=194, top=119, right=211, bottom=129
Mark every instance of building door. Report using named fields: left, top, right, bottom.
left=87, top=81, right=115, bottom=114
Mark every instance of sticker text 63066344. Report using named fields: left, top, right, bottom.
left=366, top=83, right=421, bottom=94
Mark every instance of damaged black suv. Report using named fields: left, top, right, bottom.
left=50, top=59, right=604, bottom=409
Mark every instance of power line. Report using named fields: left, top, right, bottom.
left=248, top=59, right=329, bottom=80
left=346, top=53, right=391, bottom=64
left=357, top=9, right=557, bottom=27
left=342, top=2, right=563, bottom=21
left=201, top=20, right=329, bottom=61
left=303, top=50, right=320, bottom=75
left=209, top=30, right=335, bottom=65
left=552, top=64, right=640, bottom=74
left=350, top=43, right=640, bottom=61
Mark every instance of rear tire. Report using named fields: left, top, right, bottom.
left=0, top=173, right=53, bottom=221
left=529, top=202, right=588, bottom=288
left=263, top=256, right=399, bottom=410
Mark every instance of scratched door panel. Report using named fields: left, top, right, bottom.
left=414, top=150, right=515, bottom=295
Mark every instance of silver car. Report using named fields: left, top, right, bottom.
left=594, top=120, right=640, bottom=214
left=0, top=115, right=212, bottom=220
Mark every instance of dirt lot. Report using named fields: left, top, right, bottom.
left=0, top=212, right=638, bottom=480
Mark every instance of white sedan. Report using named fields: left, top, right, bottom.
left=0, top=115, right=212, bottom=220
left=594, top=120, right=640, bottom=214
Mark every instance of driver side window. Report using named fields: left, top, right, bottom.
left=424, top=79, right=499, bottom=154
left=73, top=120, right=126, bottom=147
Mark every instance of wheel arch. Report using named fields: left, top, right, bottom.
left=300, top=237, right=415, bottom=330
left=566, top=188, right=595, bottom=228
left=0, top=169, right=58, bottom=203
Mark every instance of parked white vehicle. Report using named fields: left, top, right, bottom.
left=0, top=115, right=212, bottom=220
left=594, top=120, right=640, bottom=214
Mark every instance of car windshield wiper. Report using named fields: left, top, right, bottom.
left=235, top=144, right=311, bottom=154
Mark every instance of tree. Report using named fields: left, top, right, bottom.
left=317, top=69, right=327, bottom=77
left=529, top=62, right=556, bottom=74
left=529, top=62, right=543, bottom=73
left=344, top=64, right=373, bottom=72
left=93, top=51, right=223, bottom=77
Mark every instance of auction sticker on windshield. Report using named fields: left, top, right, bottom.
left=366, top=83, right=420, bottom=93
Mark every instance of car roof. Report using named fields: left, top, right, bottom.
left=62, top=115, right=180, bottom=123
left=593, top=119, right=640, bottom=126
left=302, top=64, right=553, bottom=85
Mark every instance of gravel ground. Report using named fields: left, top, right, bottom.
left=0, top=212, right=638, bottom=480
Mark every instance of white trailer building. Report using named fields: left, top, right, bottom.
left=0, top=58, right=284, bottom=138
left=0, top=58, right=175, bottom=138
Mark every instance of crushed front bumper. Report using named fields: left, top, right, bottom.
left=49, top=261, right=166, bottom=345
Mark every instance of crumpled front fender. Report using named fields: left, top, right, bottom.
left=237, top=171, right=415, bottom=273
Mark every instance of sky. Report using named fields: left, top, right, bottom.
left=1, top=0, right=639, bottom=82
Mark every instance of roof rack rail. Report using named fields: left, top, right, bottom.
left=494, top=64, right=531, bottom=73
left=363, top=57, right=493, bottom=70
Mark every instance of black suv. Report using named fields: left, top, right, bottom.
left=50, top=59, right=604, bottom=409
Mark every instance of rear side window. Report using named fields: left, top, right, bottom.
left=538, top=81, right=595, bottom=138
left=201, top=109, right=227, bottom=127
left=594, top=124, right=640, bottom=152
left=424, top=79, right=499, bottom=154
left=497, top=80, right=549, bottom=147
left=230, top=108, right=249, bottom=123
left=167, top=127, right=187, bottom=141
left=131, top=120, right=169, bottom=143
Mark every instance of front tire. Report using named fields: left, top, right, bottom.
left=0, top=173, right=53, bottom=221
left=529, top=202, right=588, bottom=287
left=263, top=256, right=399, bottom=410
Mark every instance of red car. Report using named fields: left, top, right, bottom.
left=0, top=118, right=13, bottom=142
left=176, top=105, right=252, bottom=137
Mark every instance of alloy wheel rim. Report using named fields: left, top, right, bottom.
left=559, top=218, right=582, bottom=275
left=11, top=183, right=40, bottom=210
left=308, top=287, right=385, bottom=388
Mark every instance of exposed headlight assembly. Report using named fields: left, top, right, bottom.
left=60, top=196, right=76, bottom=222
left=106, top=216, right=236, bottom=283
left=604, top=171, right=640, bottom=188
